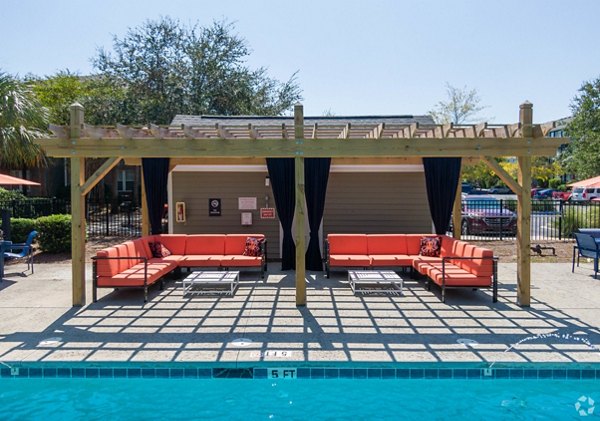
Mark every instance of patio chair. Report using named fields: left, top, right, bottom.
left=572, top=232, right=600, bottom=278
left=3, top=230, right=38, bottom=274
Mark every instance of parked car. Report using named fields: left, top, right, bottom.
left=461, top=195, right=517, bottom=236
left=571, top=187, right=600, bottom=202
left=531, top=187, right=543, bottom=198
left=552, top=190, right=571, bottom=201
left=488, top=185, right=512, bottom=194
left=533, top=188, right=556, bottom=200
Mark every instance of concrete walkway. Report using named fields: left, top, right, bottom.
left=0, top=261, right=598, bottom=365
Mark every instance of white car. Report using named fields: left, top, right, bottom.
left=571, top=187, right=600, bottom=202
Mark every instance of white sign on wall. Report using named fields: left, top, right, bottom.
left=238, top=197, right=257, bottom=210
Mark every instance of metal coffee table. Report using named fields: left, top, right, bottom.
left=182, top=271, right=240, bottom=297
left=348, top=270, right=403, bottom=295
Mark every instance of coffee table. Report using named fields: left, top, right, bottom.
left=182, top=271, right=240, bottom=297
left=348, top=270, right=403, bottom=295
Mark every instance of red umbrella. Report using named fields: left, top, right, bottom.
left=0, top=173, right=40, bottom=186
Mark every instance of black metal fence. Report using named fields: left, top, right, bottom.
left=3, top=197, right=600, bottom=241
left=456, top=198, right=600, bottom=241
left=0, top=198, right=141, bottom=238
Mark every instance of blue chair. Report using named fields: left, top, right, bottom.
left=572, top=232, right=600, bottom=278
left=3, top=230, right=38, bottom=274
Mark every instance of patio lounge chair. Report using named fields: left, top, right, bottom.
left=572, top=232, right=600, bottom=278
left=3, top=230, right=38, bottom=274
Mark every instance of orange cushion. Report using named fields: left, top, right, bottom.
left=221, top=255, right=263, bottom=267
left=439, top=236, right=456, bottom=257
left=154, top=234, right=187, bottom=255
left=225, top=234, right=265, bottom=255
left=329, top=254, right=371, bottom=267
left=181, top=255, right=223, bottom=267
left=96, top=262, right=173, bottom=287
left=367, top=235, right=408, bottom=255
left=95, top=247, right=120, bottom=277
left=369, top=255, right=413, bottom=266
left=328, top=234, right=368, bottom=255
left=405, top=235, right=424, bottom=255
left=185, top=235, right=226, bottom=255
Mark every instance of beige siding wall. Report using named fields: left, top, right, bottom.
left=171, top=170, right=432, bottom=259
left=171, top=171, right=281, bottom=259
left=323, top=172, right=432, bottom=235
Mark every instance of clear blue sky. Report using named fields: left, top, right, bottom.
left=2, top=0, right=599, bottom=123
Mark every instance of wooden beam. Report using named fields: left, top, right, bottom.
left=294, top=104, right=306, bottom=307
left=517, top=102, right=533, bottom=307
left=37, top=137, right=566, bottom=159
left=70, top=103, right=86, bottom=307
left=81, top=157, right=122, bottom=196
left=480, top=156, right=523, bottom=196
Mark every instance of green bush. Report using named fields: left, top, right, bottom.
left=0, top=187, right=26, bottom=201
left=548, top=177, right=562, bottom=189
left=9, top=218, right=37, bottom=242
left=36, top=214, right=72, bottom=253
left=558, top=205, right=600, bottom=237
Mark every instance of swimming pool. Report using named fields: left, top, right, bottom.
left=0, top=364, right=598, bottom=420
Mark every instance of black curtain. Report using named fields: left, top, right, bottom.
left=422, top=157, right=462, bottom=234
left=142, top=158, right=170, bottom=235
left=305, top=158, right=331, bottom=270
left=266, top=158, right=296, bottom=270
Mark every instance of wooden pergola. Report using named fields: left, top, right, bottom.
left=37, top=102, right=566, bottom=308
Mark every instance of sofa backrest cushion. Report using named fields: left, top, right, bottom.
left=405, top=235, right=425, bottom=255
left=225, top=234, right=265, bottom=255
left=367, top=234, right=408, bottom=255
left=458, top=244, right=494, bottom=277
left=154, top=234, right=187, bottom=255
left=328, top=234, right=368, bottom=255
left=185, top=234, right=226, bottom=255
left=95, top=247, right=120, bottom=277
left=440, top=235, right=456, bottom=257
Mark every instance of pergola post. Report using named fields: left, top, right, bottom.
left=294, top=104, right=306, bottom=306
left=69, top=103, right=86, bottom=306
left=517, top=102, right=533, bottom=306
left=452, top=162, right=463, bottom=239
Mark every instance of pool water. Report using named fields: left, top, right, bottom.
left=0, top=378, right=598, bottom=420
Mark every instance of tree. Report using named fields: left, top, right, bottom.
left=564, top=76, right=600, bottom=179
left=429, top=83, right=486, bottom=124
left=0, top=71, right=48, bottom=169
left=30, top=71, right=133, bottom=125
left=93, top=18, right=302, bottom=124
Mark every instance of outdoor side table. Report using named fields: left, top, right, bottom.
left=348, top=270, right=403, bottom=296
left=182, top=270, right=239, bottom=297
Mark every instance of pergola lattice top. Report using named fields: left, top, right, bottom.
left=48, top=121, right=559, bottom=141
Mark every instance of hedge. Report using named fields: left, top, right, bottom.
left=34, top=214, right=72, bottom=253
left=8, top=218, right=37, bottom=243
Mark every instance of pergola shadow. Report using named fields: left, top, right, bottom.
left=1, top=270, right=598, bottom=366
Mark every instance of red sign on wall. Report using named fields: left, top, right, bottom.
left=260, top=208, right=275, bottom=219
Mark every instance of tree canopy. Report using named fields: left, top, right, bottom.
left=92, top=18, right=302, bottom=124
left=429, top=83, right=486, bottom=124
left=0, top=71, right=48, bottom=169
left=564, top=76, right=600, bottom=179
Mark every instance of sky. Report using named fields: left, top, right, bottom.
left=1, top=0, right=599, bottom=123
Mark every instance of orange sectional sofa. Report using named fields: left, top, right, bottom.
left=92, top=234, right=266, bottom=302
left=325, top=234, right=497, bottom=302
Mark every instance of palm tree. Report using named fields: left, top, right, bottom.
left=0, top=71, right=48, bottom=170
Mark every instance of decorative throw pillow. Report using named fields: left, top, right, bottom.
left=149, top=241, right=172, bottom=258
left=243, top=237, right=264, bottom=257
left=419, top=236, right=441, bottom=257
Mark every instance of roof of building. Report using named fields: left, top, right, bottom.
left=170, top=114, right=436, bottom=127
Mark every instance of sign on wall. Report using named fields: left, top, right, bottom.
left=260, top=208, right=275, bottom=219
left=238, top=197, right=257, bottom=210
left=209, top=198, right=221, bottom=216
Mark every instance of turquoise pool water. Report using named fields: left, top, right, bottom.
left=0, top=377, right=598, bottom=420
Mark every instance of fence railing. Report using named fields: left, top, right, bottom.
left=0, top=198, right=141, bottom=238
left=2, top=197, right=600, bottom=241
left=456, top=198, right=600, bottom=241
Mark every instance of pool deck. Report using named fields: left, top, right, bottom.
left=0, top=261, right=599, bottom=366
